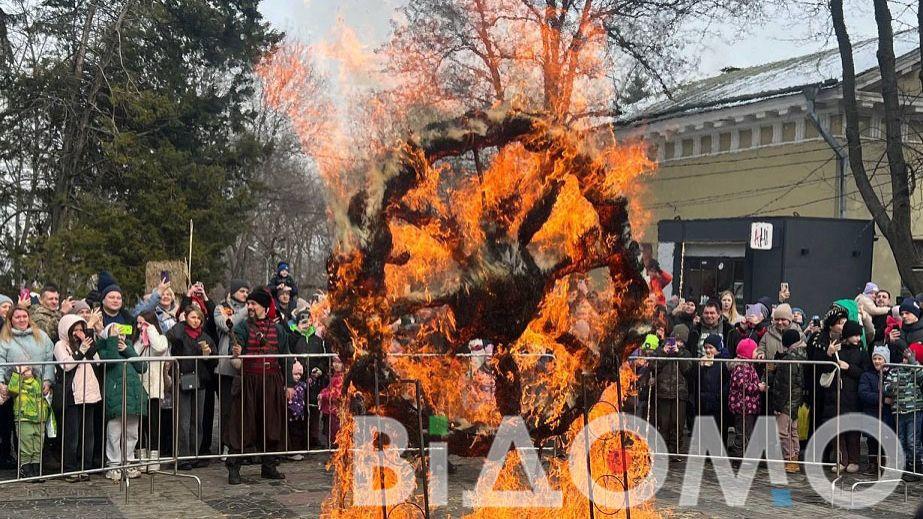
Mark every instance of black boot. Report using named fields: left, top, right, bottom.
left=30, top=464, right=44, bottom=483
left=260, top=464, right=285, bottom=480
left=228, top=464, right=242, bottom=485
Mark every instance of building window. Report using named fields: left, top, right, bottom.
left=760, top=125, right=773, bottom=145
left=739, top=128, right=753, bottom=149
left=804, top=118, right=820, bottom=139
left=647, top=142, right=659, bottom=160
left=719, top=132, right=732, bottom=151
left=829, top=114, right=844, bottom=135
left=782, top=122, right=796, bottom=142
left=701, top=135, right=712, bottom=154
left=681, top=138, right=694, bottom=157
left=913, top=240, right=923, bottom=269
left=907, top=120, right=923, bottom=142
left=664, top=140, right=675, bottom=160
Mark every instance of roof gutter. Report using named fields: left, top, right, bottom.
left=803, top=85, right=848, bottom=218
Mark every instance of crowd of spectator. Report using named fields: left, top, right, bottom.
left=627, top=280, right=923, bottom=481
left=0, top=262, right=341, bottom=485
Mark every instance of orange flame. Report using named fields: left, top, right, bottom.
left=260, top=9, right=659, bottom=518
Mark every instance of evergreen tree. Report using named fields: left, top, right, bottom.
left=0, top=0, right=282, bottom=295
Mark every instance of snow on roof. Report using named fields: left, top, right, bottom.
left=619, top=29, right=920, bottom=124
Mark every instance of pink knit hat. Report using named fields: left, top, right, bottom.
left=737, top=338, right=758, bottom=359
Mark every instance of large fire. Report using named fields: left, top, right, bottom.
left=257, top=10, right=660, bottom=518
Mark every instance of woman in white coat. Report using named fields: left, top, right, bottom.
left=133, top=311, right=169, bottom=471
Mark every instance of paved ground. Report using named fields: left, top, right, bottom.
left=0, top=454, right=921, bottom=518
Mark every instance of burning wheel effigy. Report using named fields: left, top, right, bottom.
left=306, top=107, right=658, bottom=516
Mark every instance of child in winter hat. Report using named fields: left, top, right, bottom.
left=728, top=337, right=765, bottom=452
left=872, top=345, right=891, bottom=364
left=736, top=338, right=758, bottom=359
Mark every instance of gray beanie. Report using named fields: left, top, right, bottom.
left=671, top=324, right=690, bottom=343
left=872, top=345, right=891, bottom=364
left=229, top=279, right=250, bottom=295
left=68, top=299, right=90, bottom=315
left=0, top=294, right=12, bottom=306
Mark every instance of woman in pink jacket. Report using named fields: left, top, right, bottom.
left=53, top=313, right=103, bottom=481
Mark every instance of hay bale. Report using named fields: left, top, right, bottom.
left=145, top=261, right=189, bottom=294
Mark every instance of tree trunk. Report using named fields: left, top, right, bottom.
left=51, top=1, right=134, bottom=235
left=919, top=0, right=923, bottom=87
left=830, top=0, right=923, bottom=293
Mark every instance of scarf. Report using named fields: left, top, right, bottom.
left=185, top=324, right=202, bottom=341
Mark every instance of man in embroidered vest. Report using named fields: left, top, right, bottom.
left=224, top=287, right=294, bottom=485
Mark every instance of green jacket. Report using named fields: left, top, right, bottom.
left=7, top=371, right=49, bottom=423
left=96, top=336, right=148, bottom=420
left=769, top=343, right=806, bottom=417
left=884, top=362, right=923, bottom=415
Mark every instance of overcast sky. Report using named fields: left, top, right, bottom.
left=258, top=0, right=913, bottom=82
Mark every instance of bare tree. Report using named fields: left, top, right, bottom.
left=385, top=0, right=756, bottom=123
left=831, top=0, right=923, bottom=293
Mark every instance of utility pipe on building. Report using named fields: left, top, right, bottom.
left=804, top=85, right=849, bottom=218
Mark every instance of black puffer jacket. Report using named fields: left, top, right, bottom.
left=892, top=319, right=923, bottom=352
left=821, top=342, right=869, bottom=418
left=166, top=323, right=217, bottom=385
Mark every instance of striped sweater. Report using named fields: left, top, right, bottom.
left=884, top=363, right=923, bottom=415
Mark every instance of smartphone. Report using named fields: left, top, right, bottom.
left=114, top=323, right=134, bottom=337
left=812, top=315, right=820, bottom=327
left=160, top=270, right=170, bottom=283
left=780, top=282, right=789, bottom=292
left=18, top=287, right=29, bottom=301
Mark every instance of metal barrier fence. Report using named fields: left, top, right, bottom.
left=0, top=353, right=339, bottom=497
left=1, top=349, right=917, bottom=508
left=627, top=356, right=843, bottom=469
left=875, top=363, right=923, bottom=479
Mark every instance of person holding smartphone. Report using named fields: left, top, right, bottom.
left=178, top=281, right=220, bottom=458
left=213, top=279, right=250, bottom=460
left=96, top=320, right=148, bottom=481
left=652, top=325, right=692, bottom=461
left=53, top=313, right=103, bottom=481
left=166, top=307, right=216, bottom=470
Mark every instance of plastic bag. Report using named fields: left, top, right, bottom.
left=45, top=394, right=57, bottom=439
left=797, top=404, right=810, bottom=441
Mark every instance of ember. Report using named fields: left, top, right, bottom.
left=258, top=23, right=660, bottom=519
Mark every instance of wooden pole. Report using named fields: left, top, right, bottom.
left=187, top=219, right=194, bottom=283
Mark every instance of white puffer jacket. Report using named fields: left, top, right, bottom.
left=133, top=324, right=170, bottom=399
